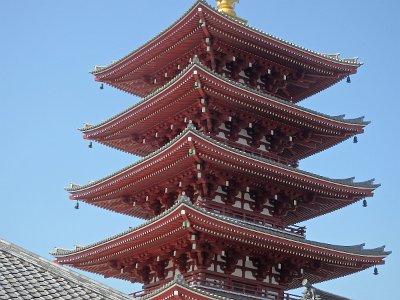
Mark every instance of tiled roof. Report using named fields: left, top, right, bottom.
left=83, top=60, right=368, bottom=134
left=313, top=288, right=351, bottom=300
left=92, top=0, right=360, bottom=77
left=0, top=239, right=132, bottom=300
left=67, top=125, right=379, bottom=193
left=52, top=196, right=390, bottom=259
left=138, top=275, right=233, bottom=300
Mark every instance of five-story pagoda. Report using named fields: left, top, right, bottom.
left=53, top=1, right=390, bottom=299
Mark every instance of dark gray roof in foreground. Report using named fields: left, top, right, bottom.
left=0, top=239, right=132, bottom=300
left=313, top=288, right=351, bottom=300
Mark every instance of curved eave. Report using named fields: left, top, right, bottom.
left=91, top=1, right=202, bottom=78
left=53, top=199, right=187, bottom=259
left=68, top=126, right=378, bottom=195
left=199, top=1, right=361, bottom=69
left=52, top=199, right=389, bottom=279
left=82, top=62, right=368, bottom=161
left=139, top=281, right=233, bottom=300
left=66, top=125, right=380, bottom=193
left=84, top=62, right=367, bottom=135
left=66, top=127, right=378, bottom=226
left=92, top=1, right=360, bottom=81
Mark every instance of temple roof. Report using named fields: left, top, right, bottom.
left=70, top=126, right=378, bottom=193
left=91, top=1, right=361, bottom=101
left=0, top=239, right=132, bottom=300
left=67, top=126, right=379, bottom=224
left=86, top=61, right=368, bottom=133
left=82, top=61, right=368, bottom=160
left=52, top=197, right=390, bottom=258
left=92, top=1, right=360, bottom=77
left=136, top=276, right=349, bottom=300
left=135, top=275, right=234, bottom=300
left=52, top=197, right=390, bottom=289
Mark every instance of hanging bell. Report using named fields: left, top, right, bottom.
left=88, top=142, right=93, bottom=148
left=362, top=199, right=367, bottom=207
left=353, top=136, right=358, bottom=144
left=74, top=201, right=79, bottom=210
left=100, top=83, right=104, bottom=90
left=346, top=76, right=351, bottom=83
left=373, top=266, right=378, bottom=275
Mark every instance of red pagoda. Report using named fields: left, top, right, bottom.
left=53, top=1, right=390, bottom=299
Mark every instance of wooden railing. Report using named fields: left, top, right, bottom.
left=203, top=205, right=306, bottom=237
left=213, top=135, right=297, bottom=167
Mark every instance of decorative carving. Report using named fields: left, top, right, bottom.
left=137, top=265, right=152, bottom=285
left=302, top=288, right=322, bottom=300
left=174, top=253, right=189, bottom=274
left=151, top=259, right=169, bottom=280
left=220, top=248, right=241, bottom=274
left=250, top=256, right=273, bottom=281
left=191, top=241, right=215, bottom=269
left=149, top=198, right=162, bottom=216
left=159, top=192, right=178, bottom=209
left=249, top=187, right=270, bottom=213
left=279, top=260, right=304, bottom=285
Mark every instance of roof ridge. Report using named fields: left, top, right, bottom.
left=200, top=0, right=362, bottom=66
left=52, top=196, right=191, bottom=256
left=91, top=1, right=202, bottom=75
left=67, top=125, right=195, bottom=191
left=312, top=287, right=352, bottom=300
left=189, top=128, right=379, bottom=189
left=190, top=61, right=369, bottom=125
left=81, top=62, right=199, bottom=132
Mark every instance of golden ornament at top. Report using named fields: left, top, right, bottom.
left=216, top=0, right=239, bottom=17
left=216, top=0, right=247, bottom=24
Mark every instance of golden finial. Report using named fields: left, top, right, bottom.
left=216, top=0, right=247, bottom=24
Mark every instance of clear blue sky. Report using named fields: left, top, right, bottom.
left=1, top=0, right=399, bottom=298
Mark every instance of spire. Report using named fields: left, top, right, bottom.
left=216, top=0, right=247, bottom=24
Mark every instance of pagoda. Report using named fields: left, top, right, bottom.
left=53, top=1, right=390, bottom=299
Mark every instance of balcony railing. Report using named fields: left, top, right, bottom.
left=213, top=135, right=297, bottom=167
left=203, top=205, right=306, bottom=237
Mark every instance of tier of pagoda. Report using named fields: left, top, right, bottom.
left=54, top=1, right=390, bottom=299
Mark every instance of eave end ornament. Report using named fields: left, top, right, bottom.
left=301, top=279, right=321, bottom=300
left=216, top=0, right=248, bottom=24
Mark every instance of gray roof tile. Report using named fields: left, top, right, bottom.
left=0, top=240, right=133, bottom=300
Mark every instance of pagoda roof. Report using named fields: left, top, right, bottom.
left=138, top=277, right=352, bottom=300
left=133, top=274, right=301, bottom=300
left=83, top=61, right=368, bottom=160
left=67, top=126, right=379, bottom=224
left=91, top=1, right=360, bottom=101
left=135, top=275, right=234, bottom=300
left=52, top=197, right=390, bottom=289
left=0, top=239, right=132, bottom=300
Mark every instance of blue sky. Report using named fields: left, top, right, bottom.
left=1, top=0, right=399, bottom=298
